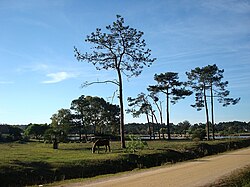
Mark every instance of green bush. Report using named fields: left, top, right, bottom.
left=126, top=135, right=148, bottom=153
left=192, top=128, right=206, bottom=140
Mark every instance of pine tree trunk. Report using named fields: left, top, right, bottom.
left=146, top=113, right=152, bottom=140
left=154, top=101, right=162, bottom=139
left=203, top=84, right=210, bottom=140
left=151, top=108, right=159, bottom=139
left=151, top=115, right=155, bottom=139
left=166, top=90, right=171, bottom=140
left=154, top=114, right=161, bottom=140
left=78, top=128, right=82, bottom=142
left=210, top=83, right=215, bottom=140
left=117, top=69, right=126, bottom=148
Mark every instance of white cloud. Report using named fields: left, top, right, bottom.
left=0, top=81, right=14, bottom=84
left=42, top=72, right=76, bottom=84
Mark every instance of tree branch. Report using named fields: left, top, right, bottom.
left=82, top=80, right=119, bottom=87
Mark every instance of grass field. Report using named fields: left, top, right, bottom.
left=0, top=139, right=249, bottom=186
left=0, top=141, right=119, bottom=165
left=0, top=139, right=212, bottom=165
left=0, top=139, right=243, bottom=167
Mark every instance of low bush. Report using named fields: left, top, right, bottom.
left=126, top=135, right=148, bottom=153
left=191, top=128, right=206, bottom=140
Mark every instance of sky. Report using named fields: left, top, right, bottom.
left=0, top=0, right=249, bottom=125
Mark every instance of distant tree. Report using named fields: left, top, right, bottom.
left=189, top=123, right=206, bottom=134
left=81, top=96, right=106, bottom=134
left=148, top=93, right=163, bottom=125
left=8, top=125, right=23, bottom=141
left=216, top=121, right=249, bottom=134
left=103, top=101, right=120, bottom=135
left=71, top=95, right=89, bottom=141
left=24, top=123, right=49, bottom=140
left=125, top=123, right=148, bottom=135
left=71, top=95, right=120, bottom=139
left=176, top=120, right=191, bottom=137
left=191, top=128, right=206, bottom=141
left=148, top=92, right=164, bottom=139
left=148, top=72, right=192, bottom=140
left=0, top=124, right=9, bottom=134
left=0, top=124, right=20, bottom=142
left=84, top=96, right=120, bottom=135
left=50, top=108, right=73, bottom=144
left=186, top=64, right=240, bottom=140
left=127, top=93, right=157, bottom=139
left=74, top=15, right=156, bottom=148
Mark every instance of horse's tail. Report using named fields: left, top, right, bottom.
left=92, top=142, right=97, bottom=153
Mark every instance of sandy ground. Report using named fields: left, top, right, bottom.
left=56, top=147, right=250, bottom=187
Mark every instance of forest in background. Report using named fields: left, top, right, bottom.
left=0, top=120, right=249, bottom=143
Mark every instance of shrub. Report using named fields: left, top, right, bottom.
left=126, top=135, right=148, bottom=153
left=192, top=128, right=206, bottom=140
left=192, top=137, right=200, bottom=143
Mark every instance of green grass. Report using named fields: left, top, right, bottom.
left=0, top=139, right=241, bottom=167
left=205, top=165, right=250, bottom=187
left=0, top=141, right=122, bottom=166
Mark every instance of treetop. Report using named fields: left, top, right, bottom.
left=74, top=15, right=156, bottom=78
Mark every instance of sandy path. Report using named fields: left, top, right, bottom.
left=57, top=147, right=250, bottom=187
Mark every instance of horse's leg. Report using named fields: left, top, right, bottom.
left=108, top=145, right=110, bottom=152
left=105, top=145, right=107, bottom=152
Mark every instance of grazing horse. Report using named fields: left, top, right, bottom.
left=92, top=139, right=110, bottom=153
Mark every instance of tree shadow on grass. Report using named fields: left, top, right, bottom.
left=2, top=160, right=55, bottom=186
left=11, top=160, right=53, bottom=171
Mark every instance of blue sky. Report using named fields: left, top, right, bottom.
left=0, top=0, right=249, bottom=125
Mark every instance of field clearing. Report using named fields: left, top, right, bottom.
left=0, top=139, right=235, bottom=166
left=0, top=142, right=120, bottom=166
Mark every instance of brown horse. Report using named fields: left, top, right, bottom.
left=92, top=139, right=110, bottom=153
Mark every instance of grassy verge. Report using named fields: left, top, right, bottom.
left=0, top=139, right=250, bottom=187
left=204, top=165, right=250, bottom=187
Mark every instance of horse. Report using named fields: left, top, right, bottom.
left=92, top=139, right=110, bottom=153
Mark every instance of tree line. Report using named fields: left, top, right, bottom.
left=0, top=95, right=120, bottom=144
left=47, top=95, right=120, bottom=144
left=126, top=121, right=250, bottom=139
left=1, top=120, right=249, bottom=143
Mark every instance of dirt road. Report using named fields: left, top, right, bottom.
left=58, top=147, right=250, bottom=187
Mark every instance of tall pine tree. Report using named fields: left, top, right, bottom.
left=186, top=64, right=240, bottom=140
left=74, top=15, right=155, bottom=148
